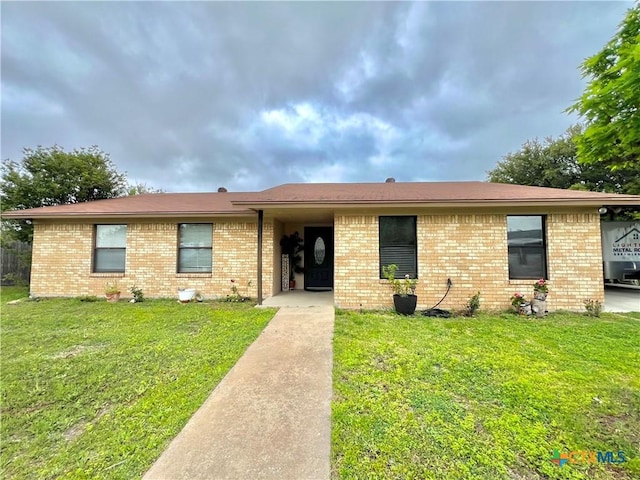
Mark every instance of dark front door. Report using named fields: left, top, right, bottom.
left=304, top=227, right=333, bottom=291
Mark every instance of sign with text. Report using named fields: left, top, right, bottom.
left=601, top=222, right=640, bottom=262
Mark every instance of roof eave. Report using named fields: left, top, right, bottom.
left=1, top=210, right=256, bottom=220
left=232, top=198, right=640, bottom=209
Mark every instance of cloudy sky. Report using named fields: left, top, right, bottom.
left=1, top=1, right=632, bottom=193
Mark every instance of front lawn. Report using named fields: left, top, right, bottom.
left=332, top=311, right=639, bottom=479
left=1, top=285, right=29, bottom=303
left=1, top=297, right=275, bottom=479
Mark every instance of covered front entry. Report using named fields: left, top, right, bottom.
left=304, top=226, right=333, bottom=291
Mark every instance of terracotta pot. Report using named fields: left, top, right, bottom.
left=393, top=294, right=417, bottom=315
left=290, top=280, right=296, bottom=290
left=106, top=292, right=121, bottom=302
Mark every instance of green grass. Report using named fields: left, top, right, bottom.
left=1, top=285, right=30, bottom=303
left=332, top=310, right=640, bottom=479
left=1, top=297, right=275, bottom=479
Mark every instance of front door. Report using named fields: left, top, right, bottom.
left=304, top=227, right=333, bottom=291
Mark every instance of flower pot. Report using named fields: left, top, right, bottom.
left=532, top=298, right=547, bottom=317
left=106, top=292, right=120, bottom=302
left=290, top=280, right=296, bottom=290
left=533, top=291, right=548, bottom=301
left=178, top=288, right=196, bottom=303
left=519, top=302, right=532, bottom=315
left=393, top=294, right=417, bottom=315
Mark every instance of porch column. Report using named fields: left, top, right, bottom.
left=257, top=209, right=263, bottom=305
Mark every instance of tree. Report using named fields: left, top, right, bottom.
left=568, top=4, right=640, bottom=170
left=127, top=183, right=164, bottom=196
left=1, top=145, right=128, bottom=241
left=487, top=125, right=640, bottom=195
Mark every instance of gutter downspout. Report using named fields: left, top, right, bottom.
left=257, top=209, right=263, bottom=305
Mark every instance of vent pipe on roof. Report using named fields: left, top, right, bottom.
left=217, top=187, right=228, bottom=192
left=385, top=177, right=396, bottom=183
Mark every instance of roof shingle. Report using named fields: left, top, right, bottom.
left=1, top=192, right=253, bottom=219
left=233, top=181, right=640, bottom=205
left=2, top=181, right=638, bottom=219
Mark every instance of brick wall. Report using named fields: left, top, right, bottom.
left=546, top=213, right=603, bottom=310
left=30, top=218, right=273, bottom=300
left=30, top=210, right=605, bottom=311
left=334, top=211, right=604, bottom=311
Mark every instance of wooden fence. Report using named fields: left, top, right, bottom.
left=1, top=241, right=31, bottom=285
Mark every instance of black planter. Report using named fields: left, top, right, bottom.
left=393, top=294, right=417, bottom=315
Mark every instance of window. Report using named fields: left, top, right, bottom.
left=178, top=224, right=212, bottom=273
left=379, top=216, right=417, bottom=278
left=507, top=216, right=547, bottom=279
left=94, top=225, right=127, bottom=272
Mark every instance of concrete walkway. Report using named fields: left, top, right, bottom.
left=260, top=290, right=334, bottom=308
left=604, top=285, right=640, bottom=312
left=143, top=306, right=335, bottom=480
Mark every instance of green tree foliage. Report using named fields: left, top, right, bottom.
left=127, top=183, right=164, bottom=196
left=568, top=4, right=640, bottom=170
left=1, top=145, right=128, bottom=241
left=487, top=125, right=640, bottom=195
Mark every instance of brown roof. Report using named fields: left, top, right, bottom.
left=2, top=192, right=254, bottom=219
left=232, top=181, right=640, bottom=206
left=3, top=182, right=639, bottom=219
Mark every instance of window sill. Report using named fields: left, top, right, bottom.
left=379, top=278, right=419, bottom=283
left=176, top=273, right=212, bottom=278
left=509, top=279, right=547, bottom=287
left=90, top=273, right=125, bottom=278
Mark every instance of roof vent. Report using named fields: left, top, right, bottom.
left=385, top=177, right=396, bottom=183
left=217, top=187, right=228, bottom=192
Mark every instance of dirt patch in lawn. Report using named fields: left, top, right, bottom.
left=63, top=405, right=112, bottom=442
left=51, top=344, right=106, bottom=359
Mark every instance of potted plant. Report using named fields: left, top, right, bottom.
left=382, top=264, right=418, bottom=315
left=226, top=279, right=252, bottom=302
left=533, top=278, right=548, bottom=300
left=280, top=232, right=304, bottom=289
left=510, top=292, right=530, bottom=314
left=531, top=278, right=549, bottom=317
left=178, top=288, right=196, bottom=303
left=104, top=281, right=121, bottom=302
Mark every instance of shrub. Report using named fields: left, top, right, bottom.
left=464, top=292, right=481, bottom=317
left=1, top=272, right=29, bottom=287
left=584, top=298, right=602, bottom=317
left=381, top=264, right=417, bottom=297
left=76, top=295, right=99, bottom=302
left=226, top=279, right=252, bottom=302
left=129, top=285, right=144, bottom=303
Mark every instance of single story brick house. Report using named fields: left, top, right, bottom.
left=4, top=181, right=639, bottom=311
